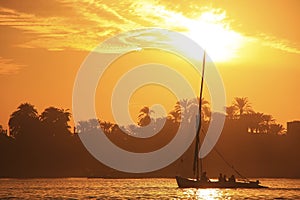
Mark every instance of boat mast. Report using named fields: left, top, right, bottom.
left=193, top=51, right=206, bottom=180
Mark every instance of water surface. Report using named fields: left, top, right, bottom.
left=0, top=178, right=299, bottom=199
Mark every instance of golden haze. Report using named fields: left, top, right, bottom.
left=0, top=0, right=299, bottom=128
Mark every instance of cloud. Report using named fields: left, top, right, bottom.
left=0, top=57, right=25, bottom=75
left=258, top=34, right=300, bottom=54
left=0, top=0, right=299, bottom=57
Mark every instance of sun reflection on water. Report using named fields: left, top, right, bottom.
left=183, top=188, right=232, bottom=200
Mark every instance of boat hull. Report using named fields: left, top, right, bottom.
left=175, top=176, right=267, bottom=188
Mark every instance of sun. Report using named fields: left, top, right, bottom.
left=181, top=10, right=246, bottom=63
left=133, top=3, right=245, bottom=63
left=158, top=8, right=246, bottom=63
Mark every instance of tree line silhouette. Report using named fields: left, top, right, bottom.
left=77, top=97, right=284, bottom=137
left=0, top=97, right=298, bottom=178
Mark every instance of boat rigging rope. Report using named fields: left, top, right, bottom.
left=213, top=147, right=250, bottom=182
left=200, top=129, right=250, bottom=182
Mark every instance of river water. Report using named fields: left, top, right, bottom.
left=0, top=178, right=299, bottom=199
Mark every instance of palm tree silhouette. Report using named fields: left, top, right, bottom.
left=137, top=106, right=152, bottom=126
left=226, top=105, right=237, bottom=120
left=168, top=98, right=210, bottom=123
left=100, top=120, right=115, bottom=134
left=245, top=112, right=264, bottom=133
left=259, top=114, right=274, bottom=133
left=269, top=123, right=285, bottom=135
left=40, top=107, right=71, bottom=136
left=233, top=97, right=253, bottom=117
left=8, top=103, right=39, bottom=139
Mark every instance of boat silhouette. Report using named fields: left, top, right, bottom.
left=175, top=52, right=268, bottom=189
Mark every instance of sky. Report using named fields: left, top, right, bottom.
left=0, top=0, right=299, bottom=129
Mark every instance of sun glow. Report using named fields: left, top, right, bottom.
left=134, top=3, right=246, bottom=62
left=173, top=10, right=245, bottom=63
left=186, top=12, right=245, bottom=62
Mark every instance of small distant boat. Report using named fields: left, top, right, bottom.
left=175, top=52, right=267, bottom=189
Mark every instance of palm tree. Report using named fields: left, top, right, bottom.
left=233, top=97, right=253, bottom=117
left=100, top=120, right=115, bottom=134
left=77, top=120, right=90, bottom=133
left=137, top=106, right=151, bottom=126
left=269, top=123, right=285, bottom=135
left=168, top=101, right=182, bottom=123
left=243, top=112, right=277, bottom=134
left=259, top=114, right=274, bottom=133
left=8, top=103, right=39, bottom=139
left=168, top=98, right=210, bottom=124
left=226, top=105, right=237, bottom=120
left=199, top=97, right=210, bottom=122
left=245, top=112, right=264, bottom=133
left=40, top=107, right=71, bottom=136
left=77, top=118, right=100, bottom=133
left=88, top=118, right=100, bottom=131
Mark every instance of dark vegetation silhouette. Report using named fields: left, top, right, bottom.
left=0, top=98, right=299, bottom=178
left=137, top=106, right=151, bottom=126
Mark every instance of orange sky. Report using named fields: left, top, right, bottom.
left=0, top=0, right=299, bottom=129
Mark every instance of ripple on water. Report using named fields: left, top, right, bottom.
left=0, top=178, right=299, bottom=199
